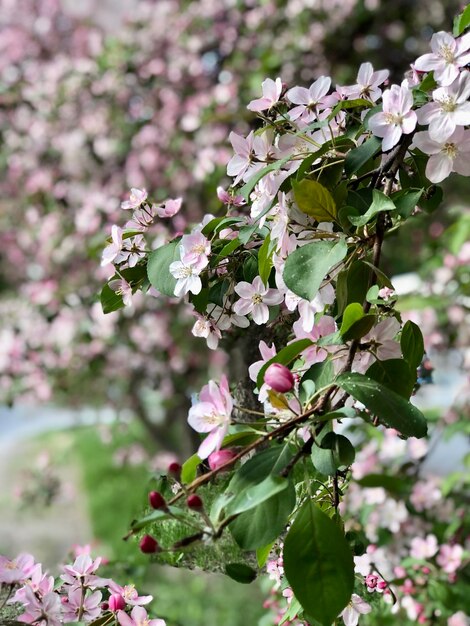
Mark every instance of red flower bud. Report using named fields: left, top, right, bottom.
left=264, top=363, right=295, bottom=393
left=148, top=491, right=166, bottom=510
left=139, top=534, right=159, bottom=554
left=208, top=449, right=236, bottom=471
left=100, top=602, right=109, bottom=611
left=108, top=594, right=126, bottom=612
left=187, top=494, right=203, bottom=510
left=168, top=462, right=182, bottom=477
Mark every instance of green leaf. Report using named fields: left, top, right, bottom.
left=256, top=542, right=274, bottom=568
left=256, top=339, right=313, bottom=389
left=336, top=372, right=427, bottom=438
left=344, top=136, right=381, bottom=176
left=283, top=501, right=354, bottom=626
left=300, top=361, right=334, bottom=405
left=356, top=473, right=408, bottom=494
left=312, top=432, right=355, bottom=476
left=258, top=234, right=276, bottom=285
left=214, top=237, right=242, bottom=262
left=100, top=283, right=124, bottom=314
left=225, top=563, right=257, bottom=584
left=340, top=303, right=376, bottom=341
left=401, top=320, right=425, bottom=371
left=366, top=358, right=414, bottom=399
left=348, top=189, right=396, bottom=227
left=293, top=179, right=337, bottom=222
left=454, top=3, right=470, bottom=35
left=229, top=479, right=296, bottom=549
left=190, top=288, right=209, bottom=314
left=392, top=188, right=424, bottom=219
left=283, top=238, right=348, bottom=301
left=201, top=216, right=243, bottom=237
left=181, top=454, right=201, bottom=484
left=147, top=239, right=180, bottom=296
left=130, top=506, right=184, bottom=531
left=227, top=475, right=289, bottom=516
left=362, top=261, right=394, bottom=288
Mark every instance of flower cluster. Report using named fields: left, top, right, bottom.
left=0, top=550, right=166, bottom=626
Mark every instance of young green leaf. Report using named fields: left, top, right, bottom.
left=292, top=179, right=337, bottom=222
left=336, top=372, right=427, bottom=438
left=225, top=563, right=258, bottom=584
left=283, top=501, right=354, bottom=626
left=340, top=302, right=376, bottom=341
left=147, top=239, right=181, bottom=296
left=348, top=189, right=396, bottom=227
left=283, top=238, right=348, bottom=301
left=401, top=320, right=425, bottom=371
left=344, top=136, right=381, bottom=176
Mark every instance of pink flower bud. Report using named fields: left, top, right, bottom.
left=108, top=594, right=126, bottom=612
left=168, top=462, right=182, bottom=478
left=264, top=363, right=295, bottom=393
left=208, top=449, right=236, bottom=471
left=148, top=491, right=166, bottom=510
left=139, top=535, right=160, bottom=554
left=377, top=580, right=388, bottom=590
left=187, top=494, right=203, bottom=511
left=365, top=574, right=378, bottom=589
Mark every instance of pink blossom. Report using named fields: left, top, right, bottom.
left=191, top=315, right=222, bottom=350
left=9, top=564, right=54, bottom=604
left=117, top=606, right=166, bottom=626
left=412, top=128, right=470, bottom=183
left=226, top=131, right=257, bottom=184
left=247, top=77, right=282, bottom=112
left=293, top=315, right=337, bottom=367
left=0, top=553, right=35, bottom=584
left=410, top=478, right=442, bottom=511
left=121, top=188, right=148, bottom=210
left=180, top=232, right=211, bottom=269
left=414, top=31, right=470, bottom=87
left=233, top=276, right=283, bottom=325
left=340, top=594, right=372, bottom=626
left=169, top=260, right=203, bottom=297
left=216, top=187, right=245, bottom=207
left=342, top=62, right=389, bottom=102
left=448, top=611, right=469, bottom=626
left=108, top=583, right=152, bottom=607
left=368, top=84, right=417, bottom=151
left=409, top=534, right=438, bottom=560
left=62, top=587, right=102, bottom=622
left=209, top=300, right=250, bottom=331
left=357, top=318, right=402, bottom=370
left=120, top=235, right=146, bottom=268
left=187, top=376, right=233, bottom=459
left=417, top=72, right=470, bottom=142
left=109, top=278, right=133, bottom=307
left=101, top=226, right=124, bottom=267
left=436, top=544, right=464, bottom=573
left=287, top=76, right=331, bottom=123
left=19, top=587, right=62, bottom=626
left=60, top=554, right=105, bottom=589
left=153, top=197, right=182, bottom=218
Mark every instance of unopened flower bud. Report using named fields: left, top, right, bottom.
left=187, top=494, right=203, bottom=511
left=101, top=602, right=109, bottom=611
left=365, top=574, right=378, bottom=589
left=264, top=363, right=295, bottom=393
left=168, top=462, right=182, bottom=478
left=108, top=594, right=126, bottom=612
left=208, top=449, right=236, bottom=471
left=377, top=580, right=388, bottom=590
left=139, top=534, right=160, bottom=554
left=148, top=491, right=166, bottom=510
